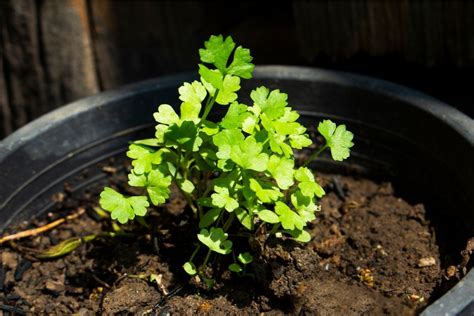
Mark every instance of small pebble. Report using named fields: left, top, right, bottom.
left=418, top=257, right=436, bottom=267
left=1, top=252, right=18, bottom=270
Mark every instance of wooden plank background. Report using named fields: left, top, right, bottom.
left=1, top=0, right=473, bottom=138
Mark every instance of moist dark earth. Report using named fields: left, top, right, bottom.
left=0, top=161, right=471, bottom=315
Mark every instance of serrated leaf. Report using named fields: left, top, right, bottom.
left=179, top=81, right=206, bottom=105
left=147, top=169, right=172, bottom=205
left=153, top=104, right=179, bottom=125
left=249, top=178, right=282, bottom=203
left=197, top=227, right=232, bottom=255
left=295, top=167, right=325, bottom=198
left=274, top=201, right=305, bottom=231
left=199, top=208, right=222, bottom=228
left=289, top=134, right=312, bottom=149
left=127, top=144, right=163, bottom=175
left=165, top=121, right=203, bottom=152
left=199, top=35, right=235, bottom=73
left=250, top=87, right=287, bottom=120
left=183, top=262, right=197, bottom=275
left=228, top=263, right=243, bottom=273
left=227, top=46, right=254, bottom=79
left=213, top=129, right=244, bottom=160
left=99, top=187, right=149, bottom=224
left=257, top=209, right=280, bottom=224
left=267, top=155, right=294, bottom=190
left=128, top=171, right=147, bottom=187
left=230, top=136, right=268, bottom=171
left=238, top=252, right=253, bottom=265
left=317, top=120, right=354, bottom=161
left=211, top=186, right=238, bottom=212
left=216, top=75, right=240, bottom=105
left=221, top=102, right=251, bottom=129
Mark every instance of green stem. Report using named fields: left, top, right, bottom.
left=270, top=223, right=280, bottom=235
left=189, top=244, right=201, bottom=262
left=223, top=214, right=235, bottom=232
left=199, top=90, right=219, bottom=126
left=200, top=249, right=212, bottom=270
left=302, top=144, right=328, bottom=167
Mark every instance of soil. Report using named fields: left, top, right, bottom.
left=0, top=159, right=470, bottom=315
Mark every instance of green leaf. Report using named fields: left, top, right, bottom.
left=197, top=227, right=233, bottom=255
left=179, top=81, right=206, bottom=105
left=153, top=104, right=180, bottom=125
left=183, top=262, right=197, bottom=275
left=250, top=87, right=287, bottom=120
left=267, top=155, right=295, bottom=190
left=237, top=252, right=253, bottom=265
left=317, top=120, right=354, bottom=161
left=227, top=46, right=254, bottom=79
left=134, top=138, right=160, bottom=147
left=289, top=134, right=312, bottom=149
left=257, top=209, right=280, bottom=224
left=147, top=169, right=172, bottom=205
left=230, top=136, right=268, bottom=171
left=211, top=186, right=239, bottom=212
left=249, top=178, right=282, bottom=203
left=35, top=235, right=96, bottom=259
left=100, top=187, right=149, bottom=224
left=199, top=35, right=235, bottom=73
left=221, top=102, right=251, bottom=129
left=199, top=64, right=222, bottom=93
left=127, top=144, right=163, bottom=175
left=228, top=263, right=243, bottom=273
left=128, top=171, right=147, bottom=187
left=288, top=229, right=311, bottom=243
left=235, top=208, right=253, bottom=230
left=165, top=121, right=203, bottom=152
left=178, top=179, right=195, bottom=194
left=213, top=129, right=245, bottom=160
left=295, top=167, right=325, bottom=198
left=216, top=75, right=240, bottom=105
left=274, top=201, right=305, bottom=231
left=199, top=208, right=222, bottom=228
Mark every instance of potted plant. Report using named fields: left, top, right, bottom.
left=0, top=35, right=473, bottom=315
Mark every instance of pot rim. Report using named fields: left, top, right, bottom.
left=0, top=65, right=472, bottom=315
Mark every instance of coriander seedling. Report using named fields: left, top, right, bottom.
left=99, top=35, right=354, bottom=284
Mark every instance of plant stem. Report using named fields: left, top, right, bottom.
left=189, top=244, right=201, bottom=262
left=201, top=249, right=212, bottom=269
left=302, top=144, right=328, bottom=167
left=223, top=214, right=235, bottom=232
left=199, top=90, right=219, bottom=125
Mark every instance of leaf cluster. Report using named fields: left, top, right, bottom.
left=99, top=35, right=354, bottom=279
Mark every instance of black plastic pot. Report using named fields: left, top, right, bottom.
left=0, top=66, right=473, bottom=315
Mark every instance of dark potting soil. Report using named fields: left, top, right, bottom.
left=0, top=159, right=470, bottom=315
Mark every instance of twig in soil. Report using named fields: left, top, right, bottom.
left=89, top=270, right=111, bottom=289
left=0, top=304, right=27, bottom=315
left=332, top=176, right=346, bottom=200
left=0, top=208, right=86, bottom=245
left=0, top=265, right=5, bottom=291
left=154, top=285, right=185, bottom=308
left=14, top=259, right=32, bottom=281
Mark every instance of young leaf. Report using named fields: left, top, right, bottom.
left=226, top=46, right=254, bottom=79
left=267, top=155, right=295, bottom=190
left=183, top=262, right=197, bottom=275
left=230, top=136, right=268, bottom=171
left=237, top=252, right=253, bottom=265
left=228, top=263, right=243, bottom=273
left=317, top=120, right=354, bottom=161
left=288, top=229, right=311, bottom=243
left=216, top=75, right=240, bottom=105
left=127, top=144, right=162, bottom=175
left=211, top=186, right=239, bottom=212
left=256, top=209, right=280, bottom=224
left=220, top=102, right=252, bottom=129
left=213, top=129, right=245, bottom=160
left=250, top=87, right=287, bottom=120
left=199, top=208, right=222, bottom=228
left=235, top=208, right=253, bottom=230
left=165, top=121, right=203, bottom=152
left=153, top=104, right=180, bottom=125
left=100, top=187, right=149, bottom=224
left=199, top=35, right=235, bottom=73
left=274, top=201, right=305, bottom=231
left=249, top=178, right=283, bottom=203
left=146, top=168, right=172, bottom=205
left=294, top=167, right=325, bottom=198
left=197, top=227, right=232, bottom=255
left=35, top=235, right=96, bottom=259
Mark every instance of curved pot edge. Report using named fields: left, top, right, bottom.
left=0, top=65, right=473, bottom=314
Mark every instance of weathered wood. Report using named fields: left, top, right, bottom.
left=39, top=0, right=99, bottom=107
left=293, top=0, right=474, bottom=66
left=1, top=0, right=47, bottom=136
